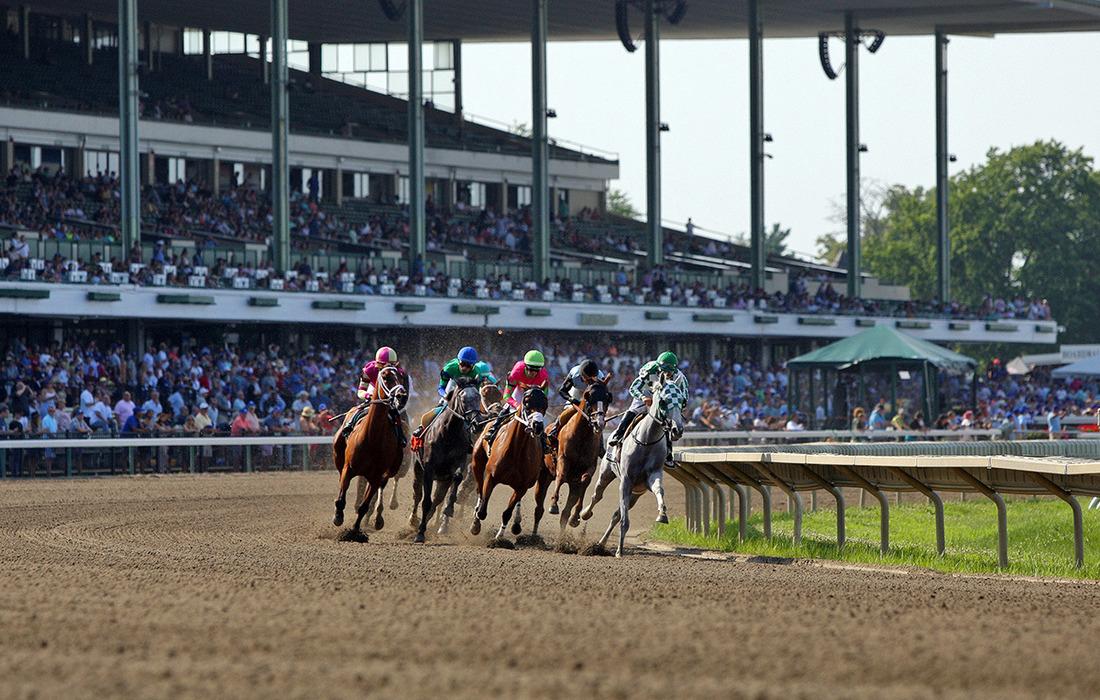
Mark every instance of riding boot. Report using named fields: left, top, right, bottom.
left=664, top=434, right=676, bottom=470
left=390, top=409, right=407, bottom=447
left=341, top=403, right=370, bottom=439
left=605, top=410, right=638, bottom=458
left=484, top=409, right=512, bottom=456
left=546, top=421, right=561, bottom=451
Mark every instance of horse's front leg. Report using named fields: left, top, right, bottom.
left=414, top=467, right=434, bottom=543
left=548, top=461, right=565, bottom=515
left=374, top=479, right=389, bottom=530
left=647, top=469, right=668, bottom=524
left=579, top=457, right=616, bottom=521
left=408, top=461, right=423, bottom=528
left=334, top=463, right=354, bottom=526
left=352, top=482, right=377, bottom=534
left=499, top=490, right=523, bottom=540
left=562, top=481, right=585, bottom=530
left=532, top=467, right=552, bottom=537
left=615, top=477, right=634, bottom=557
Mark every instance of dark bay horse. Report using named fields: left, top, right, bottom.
left=539, top=377, right=613, bottom=531
left=437, top=383, right=505, bottom=534
left=411, top=379, right=484, bottom=543
left=332, top=366, right=407, bottom=534
left=470, top=388, right=548, bottom=540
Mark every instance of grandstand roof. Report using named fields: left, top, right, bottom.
left=27, top=0, right=1100, bottom=44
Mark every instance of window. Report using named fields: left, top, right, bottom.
left=397, top=176, right=409, bottom=205
left=352, top=173, right=371, bottom=199
left=167, top=157, right=186, bottom=184
left=182, top=28, right=203, bottom=55
left=85, top=150, right=119, bottom=176
left=300, top=168, right=323, bottom=199
left=516, top=186, right=531, bottom=208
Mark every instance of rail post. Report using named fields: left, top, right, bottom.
left=887, top=466, right=945, bottom=555
left=720, top=462, right=771, bottom=539
left=835, top=464, right=889, bottom=554
left=245, top=445, right=253, bottom=473
left=1027, top=472, right=1083, bottom=569
left=127, top=447, right=135, bottom=476
left=953, top=467, right=1008, bottom=569
left=751, top=460, right=802, bottom=546
left=66, top=448, right=73, bottom=478
left=799, top=464, right=846, bottom=549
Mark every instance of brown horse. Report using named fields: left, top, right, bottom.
left=332, top=366, right=407, bottom=534
left=537, top=377, right=613, bottom=532
left=469, top=388, right=548, bottom=540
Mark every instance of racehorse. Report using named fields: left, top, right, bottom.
left=332, top=366, right=408, bottom=533
left=536, top=376, right=613, bottom=532
left=411, top=378, right=485, bottom=543
left=437, top=383, right=505, bottom=534
left=579, top=381, right=685, bottom=556
left=470, top=388, right=548, bottom=540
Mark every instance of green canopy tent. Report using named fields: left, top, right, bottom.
left=786, top=326, right=977, bottom=429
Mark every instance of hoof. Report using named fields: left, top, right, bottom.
left=413, top=531, right=425, bottom=543
left=437, top=517, right=449, bottom=535
left=470, top=520, right=482, bottom=536
left=333, top=511, right=344, bottom=526
left=409, top=515, right=419, bottom=528
left=580, top=507, right=594, bottom=521
left=548, top=504, right=559, bottom=515
left=656, top=513, right=669, bottom=524
left=388, top=501, right=399, bottom=511
left=510, top=521, right=522, bottom=536
left=569, top=516, right=581, bottom=528
left=615, top=550, right=624, bottom=558
left=374, top=515, right=385, bottom=530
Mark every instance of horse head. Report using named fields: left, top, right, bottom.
left=449, top=377, right=485, bottom=439
left=376, top=366, right=406, bottom=408
left=479, top=383, right=503, bottom=413
left=651, top=381, right=685, bottom=441
left=581, top=373, right=614, bottom=432
left=520, top=387, right=548, bottom=437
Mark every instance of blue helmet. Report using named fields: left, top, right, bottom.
left=458, top=346, right=479, bottom=364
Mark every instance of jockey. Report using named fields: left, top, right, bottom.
left=546, top=358, right=606, bottom=447
left=483, top=349, right=550, bottom=450
left=605, top=351, right=687, bottom=468
left=341, top=346, right=410, bottom=444
left=415, top=346, right=490, bottom=437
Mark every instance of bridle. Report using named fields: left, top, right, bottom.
left=372, top=366, right=406, bottom=412
left=631, top=392, right=684, bottom=447
left=441, top=382, right=484, bottom=442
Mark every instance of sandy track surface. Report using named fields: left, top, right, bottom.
left=3, top=472, right=1100, bottom=699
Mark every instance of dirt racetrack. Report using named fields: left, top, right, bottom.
left=3, top=471, right=1100, bottom=699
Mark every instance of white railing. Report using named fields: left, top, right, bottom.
left=677, top=429, right=1000, bottom=445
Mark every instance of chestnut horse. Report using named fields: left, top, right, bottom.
left=536, top=377, right=613, bottom=532
left=332, top=366, right=407, bottom=534
left=469, top=388, right=548, bottom=540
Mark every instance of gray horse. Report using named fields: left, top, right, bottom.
left=579, top=381, right=686, bottom=557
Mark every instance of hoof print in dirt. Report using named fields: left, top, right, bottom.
left=514, top=534, right=547, bottom=549
left=579, top=542, right=611, bottom=557
left=487, top=538, right=516, bottom=550
left=337, top=529, right=369, bottom=543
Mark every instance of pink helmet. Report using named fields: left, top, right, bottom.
left=375, top=346, right=398, bottom=364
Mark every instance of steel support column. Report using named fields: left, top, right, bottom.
left=1027, top=473, right=1083, bottom=569
left=934, top=30, right=950, bottom=302
left=453, top=39, right=464, bottom=125
left=270, top=0, right=290, bottom=273
left=748, top=0, right=766, bottom=291
left=407, top=0, right=426, bottom=273
left=844, top=12, right=861, bottom=298
left=751, top=461, right=802, bottom=545
left=953, top=468, right=1008, bottom=568
left=836, top=464, right=889, bottom=553
left=531, top=0, right=550, bottom=282
left=644, top=0, right=663, bottom=268
left=118, top=0, right=140, bottom=254
left=20, top=6, right=30, bottom=60
left=84, top=13, right=94, bottom=65
left=203, top=28, right=212, bottom=80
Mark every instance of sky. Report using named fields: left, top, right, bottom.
left=459, top=32, right=1100, bottom=260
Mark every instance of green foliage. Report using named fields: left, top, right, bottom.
left=733, top=222, right=791, bottom=256
left=607, top=188, right=640, bottom=219
left=861, top=141, right=1100, bottom=340
left=651, top=497, right=1100, bottom=579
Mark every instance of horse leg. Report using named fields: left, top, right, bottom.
left=439, top=468, right=464, bottom=535
left=409, top=462, right=424, bottom=528
left=472, top=474, right=496, bottom=536
left=498, top=489, right=522, bottom=540
left=598, top=510, right=621, bottom=549
left=580, top=458, right=616, bottom=521
left=548, top=466, right=565, bottom=515
left=354, top=476, right=367, bottom=510
left=429, top=476, right=450, bottom=531
left=561, top=482, right=583, bottom=531
left=414, top=468, right=433, bottom=543
left=374, top=479, right=388, bottom=530
left=616, top=477, right=634, bottom=558
left=333, top=463, right=355, bottom=526
left=388, top=475, right=401, bottom=510
left=352, top=482, right=377, bottom=534
left=647, top=469, right=668, bottom=523
left=532, top=467, right=552, bottom=537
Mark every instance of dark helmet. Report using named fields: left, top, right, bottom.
left=580, top=359, right=599, bottom=378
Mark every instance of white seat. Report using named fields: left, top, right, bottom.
left=446, top=286, right=460, bottom=298
left=151, top=273, right=167, bottom=286
left=29, top=258, right=45, bottom=271
left=414, top=284, right=427, bottom=296
left=99, top=262, right=113, bottom=275
left=542, top=290, right=555, bottom=302
left=395, top=275, right=408, bottom=286
left=340, top=282, right=355, bottom=293
left=634, top=294, right=646, bottom=305
left=129, top=263, right=144, bottom=275
left=233, top=277, right=252, bottom=289
left=223, top=267, right=238, bottom=278
left=474, top=278, right=487, bottom=288
left=500, top=280, right=513, bottom=293
left=512, top=289, right=525, bottom=301
left=188, top=275, right=206, bottom=288
left=524, top=281, right=538, bottom=291
left=368, top=275, right=379, bottom=286
left=163, top=265, right=177, bottom=276
left=571, top=291, right=585, bottom=303
left=596, top=284, right=608, bottom=295
left=476, top=287, right=490, bottom=299
left=66, top=270, right=88, bottom=283
left=381, top=283, right=396, bottom=296
left=253, top=269, right=269, bottom=280
left=686, top=296, right=699, bottom=307
left=599, top=293, right=612, bottom=304
left=193, top=266, right=209, bottom=277
left=339, top=273, right=355, bottom=283
left=315, top=271, right=329, bottom=281
left=714, top=297, right=727, bottom=308
left=549, top=282, right=561, bottom=293
left=109, top=272, right=129, bottom=285
left=305, top=280, right=320, bottom=292
left=449, top=277, right=462, bottom=288
left=284, top=270, right=297, bottom=281
left=269, top=278, right=285, bottom=291
left=618, top=285, right=631, bottom=296
left=19, top=268, right=36, bottom=281
left=659, top=295, right=672, bottom=306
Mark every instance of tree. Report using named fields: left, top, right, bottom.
left=607, top=188, right=640, bottom=219
left=734, top=222, right=791, bottom=256
left=861, top=141, right=1100, bottom=341
left=815, top=232, right=846, bottom=266
left=510, top=121, right=532, bottom=138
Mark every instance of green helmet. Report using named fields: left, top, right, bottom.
left=657, top=351, right=679, bottom=371
left=524, top=349, right=546, bottom=368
